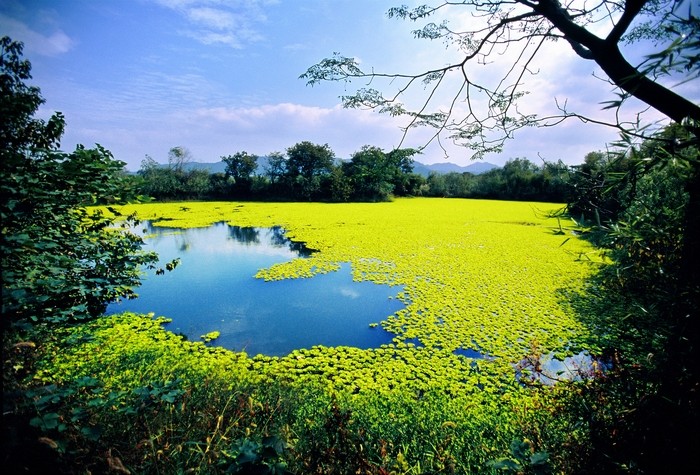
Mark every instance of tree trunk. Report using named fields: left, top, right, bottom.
left=592, top=44, right=700, bottom=124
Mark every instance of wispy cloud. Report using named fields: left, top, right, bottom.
left=188, top=6, right=235, bottom=29
left=190, top=102, right=415, bottom=153
left=153, top=0, right=274, bottom=49
left=0, top=13, right=75, bottom=56
left=54, top=90, right=415, bottom=168
left=196, top=103, right=333, bottom=127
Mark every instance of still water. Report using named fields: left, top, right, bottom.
left=107, top=222, right=404, bottom=356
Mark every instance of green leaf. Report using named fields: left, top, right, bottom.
left=30, top=412, right=60, bottom=431
left=80, top=426, right=102, bottom=441
left=488, top=457, right=521, bottom=471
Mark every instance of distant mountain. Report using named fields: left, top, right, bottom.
left=169, top=158, right=498, bottom=177
left=412, top=161, right=499, bottom=177
left=183, top=161, right=227, bottom=173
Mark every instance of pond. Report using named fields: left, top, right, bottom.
left=107, top=222, right=405, bottom=356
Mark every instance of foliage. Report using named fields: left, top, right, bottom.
left=222, top=151, right=258, bottom=196
left=566, top=150, right=635, bottom=224
left=136, top=142, right=429, bottom=203
left=565, top=125, right=695, bottom=309
left=224, top=436, right=291, bottom=474
left=554, top=126, right=700, bottom=473
left=136, top=147, right=580, bottom=204
left=326, top=163, right=353, bottom=202
left=603, top=163, right=688, bottom=294
left=488, top=439, right=551, bottom=475
left=342, top=146, right=420, bottom=201
left=282, top=141, right=335, bottom=200
left=344, top=146, right=396, bottom=202
left=425, top=158, right=570, bottom=202
left=138, top=150, right=213, bottom=200
left=0, top=36, right=158, bottom=326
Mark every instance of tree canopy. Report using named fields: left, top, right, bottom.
left=222, top=151, right=258, bottom=196
left=284, top=141, right=335, bottom=200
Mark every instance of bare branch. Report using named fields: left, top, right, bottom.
left=302, top=0, right=699, bottom=160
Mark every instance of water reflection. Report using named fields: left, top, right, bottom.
left=108, top=222, right=403, bottom=356
left=228, top=225, right=260, bottom=246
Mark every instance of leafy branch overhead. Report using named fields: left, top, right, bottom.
left=301, top=0, right=699, bottom=158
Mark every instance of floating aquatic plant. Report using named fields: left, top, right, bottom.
left=105, top=199, right=598, bottom=364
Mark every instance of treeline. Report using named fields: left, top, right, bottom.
left=134, top=144, right=580, bottom=203
left=136, top=142, right=424, bottom=202
left=425, top=157, right=569, bottom=202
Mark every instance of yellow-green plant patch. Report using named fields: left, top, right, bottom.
left=88, top=197, right=603, bottom=408
left=105, top=199, right=598, bottom=363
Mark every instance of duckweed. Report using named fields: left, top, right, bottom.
left=201, top=331, right=221, bottom=343
left=105, top=198, right=598, bottom=365
left=35, top=198, right=603, bottom=471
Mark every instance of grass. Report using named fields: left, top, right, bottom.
left=13, top=198, right=605, bottom=473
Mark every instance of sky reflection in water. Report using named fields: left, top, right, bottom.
left=107, top=222, right=404, bottom=356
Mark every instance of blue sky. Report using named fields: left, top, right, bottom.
left=2, top=0, right=695, bottom=170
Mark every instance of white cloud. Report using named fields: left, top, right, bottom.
left=55, top=97, right=419, bottom=168
left=153, top=0, right=271, bottom=48
left=196, top=103, right=333, bottom=127
left=0, top=14, right=75, bottom=56
left=187, top=102, right=412, bottom=156
left=187, top=7, right=236, bottom=29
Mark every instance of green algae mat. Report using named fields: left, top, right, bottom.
left=102, top=198, right=599, bottom=372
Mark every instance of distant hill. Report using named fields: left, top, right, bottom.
left=164, top=158, right=499, bottom=177
left=162, top=158, right=267, bottom=175
left=183, top=161, right=227, bottom=173
left=412, top=161, right=499, bottom=177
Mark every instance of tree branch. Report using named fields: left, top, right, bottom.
left=531, top=0, right=700, bottom=123
left=606, top=0, right=648, bottom=44
left=303, top=1, right=699, bottom=160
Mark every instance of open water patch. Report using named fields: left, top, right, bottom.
left=453, top=347, right=487, bottom=359
left=107, top=222, right=404, bottom=357
left=515, top=350, right=609, bottom=385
